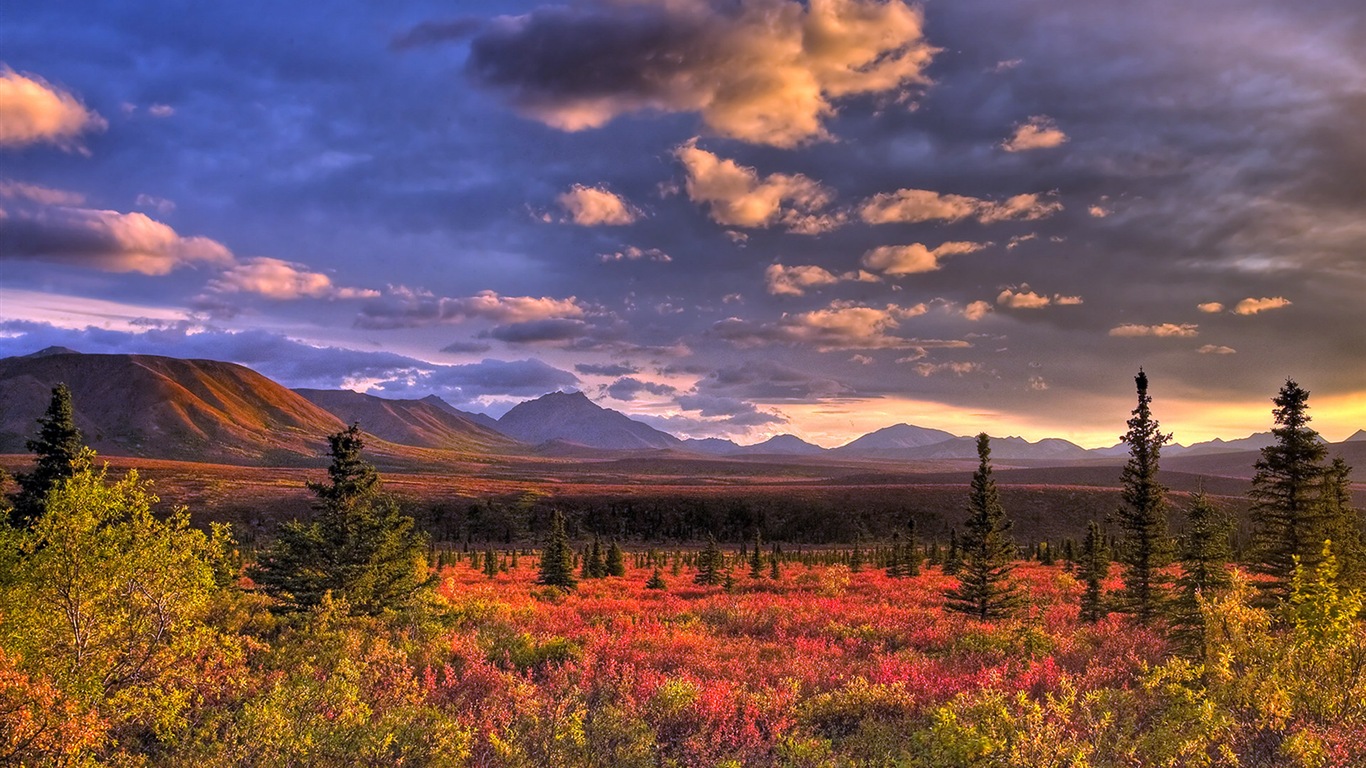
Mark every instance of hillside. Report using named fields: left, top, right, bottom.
left=0, top=350, right=346, bottom=464
left=295, top=389, right=521, bottom=454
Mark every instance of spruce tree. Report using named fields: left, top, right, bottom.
left=694, top=535, right=724, bottom=586
left=251, top=424, right=430, bottom=614
left=11, top=384, right=89, bottom=527
left=586, top=536, right=606, bottom=579
left=749, top=533, right=764, bottom=578
left=1318, top=457, right=1363, bottom=589
left=943, top=529, right=963, bottom=575
left=886, top=532, right=904, bottom=578
left=1079, top=520, right=1110, bottom=624
left=606, top=540, right=626, bottom=577
left=769, top=547, right=781, bottom=580
left=1117, top=369, right=1173, bottom=624
left=1173, top=492, right=1234, bottom=652
left=945, top=434, right=1022, bottom=620
left=904, top=520, right=922, bottom=577
left=645, top=567, right=667, bottom=590
left=849, top=538, right=864, bottom=573
left=483, top=546, right=499, bottom=579
left=537, top=510, right=577, bottom=590
left=1250, top=379, right=1329, bottom=599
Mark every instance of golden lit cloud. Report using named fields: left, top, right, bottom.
left=860, top=240, right=985, bottom=275
left=1109, top=323, right=1199, bottom=337
left=555, top=184, right=640, bottom=225
left=0, top=205, right=233, bottom=275
left=1001, top=115, right=1068, bottom=152
left=675, top=140, right=836, bottom=230
left=713, top=300, right=949, bottom=350
left=468, top=0, right=936, bottom=147
left=207, top=257, right=380, bottom=300
left=1198, top=302, right=1225, bottom=313
left=1197, top=344, right=1236, bottom=354
left=1232, top=296, right=1291, bottom=315
left=0, top=68, right=106, bottom=149
left=859, top=188, right=1061, bottom=225
left=996, top=286, right=1082, bottom=309
left=0, top=179, right=84, bottom=205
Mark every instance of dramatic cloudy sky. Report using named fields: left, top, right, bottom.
left=2, top=0, right=1363, bottom=447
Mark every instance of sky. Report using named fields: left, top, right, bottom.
left=1, top=0, right=1363, bottom=449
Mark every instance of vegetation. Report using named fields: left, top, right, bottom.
left=8, top=383, right=88, bottom=527
left=1116, top=369, right=1173, bottom=624
left=250, top=423, right=430, bottom=614
left=0, top=374, right=1361, bottom=765
left=945, top=434, right=1022, bottom=620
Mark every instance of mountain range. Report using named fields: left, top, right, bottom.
left=2, top=348, right=1360, bottom=467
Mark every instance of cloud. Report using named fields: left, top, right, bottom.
left=356, top=288, right=584, bottom=329
left=464, top=0, right=936, bottom=147
left=440, top=340, right=493, bottom=354
left=1197, top=302, right=1225, bottom=313
left=861, top=240, right=986, bottom=275
left=962, top=300, right=993, bottom=321
left=0, top=68, right=106, bottom=149
left=692, top=360, right=854, bottom=401
left=675, top=140, right=838, bottom=231
left=859, top=188, right=1062, bottom=225
left=555, top=184, right=639, bottom=225
left=605, top=376, right=677, bottom=401
left=0, top=320, right=577, bottom=403
left=206, top=257, right=379, bottom=300
left=1198, top=344, right=1237, bottom=354
left=912, top=361, right=980, bottom=376
left=711, top=300, right=955, bottom=351
left=1232, top=296, right=1291, bottom=315
left=764, top=263, right=880, bottom=296
left=575, top=362, right=638, bottom=376
left=483, top=318, right=590, bottom=343
left=0, top=204, right=233, bottom=275
left=1109, top=323, right=1200, bottom=338
left=1001, top=115, right=1068, bottom=152
left=996, top=286, right=1082, bottom=309
left=134, top=194, right=176, bottom=214
left=599, top=245, right=671, bottom=263
left=0, top=179, right=84, bottom=205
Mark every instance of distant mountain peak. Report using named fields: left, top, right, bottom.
left=1346, top=429, right=1366, bottom=443
left=497, top=390, right=680, bottom=451
left=25, top=346, right=81, bottom=358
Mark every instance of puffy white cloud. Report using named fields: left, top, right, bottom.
left=675, top=140, right=836, bottom=230
left=0, top=68, right=106, bottom=149
left=1001, top=115, right=1068, bottom=152
left=0, top=204, right=233, bottom=275
left=860, top=240, right=985, bottom=275
left=1198, top=344, right=1237, bottom=354
left=206, top=257, right=379, bottom=300
left=556, top=184, right=639, bottom=225
left=1232, top=296, right=1291, bottom=315
left=356, top=288, right=585, bottom=329
left=1197, top=301, right=1225, bottom=313
left=466, top=0, right=936, bottom=147
left=1109, top=323, right=1200, bottom=337
left=996, top=286, right=1082, bottom=309
left=859, top=188, right=1061, bottom=225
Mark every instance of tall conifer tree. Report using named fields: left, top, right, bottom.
left=1079, top=520, right=1110, bottom=624
left=945, top=434, right=1022, bottom=620
left=1173, top=492, right=1234, bottom=652
left=11, top=384, right=88, bottom=527
left=1250, top=379, right=1329, bottom=599
left=537, top=510, right=577, bottom=590
left=1117, top=369, right=1173, bottom=624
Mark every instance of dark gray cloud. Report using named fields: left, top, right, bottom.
left=604, top=376, right=676, bottom=401
left=483, top=318, right=590, bottom=343
left=576, top=362, right=638, bottom=376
